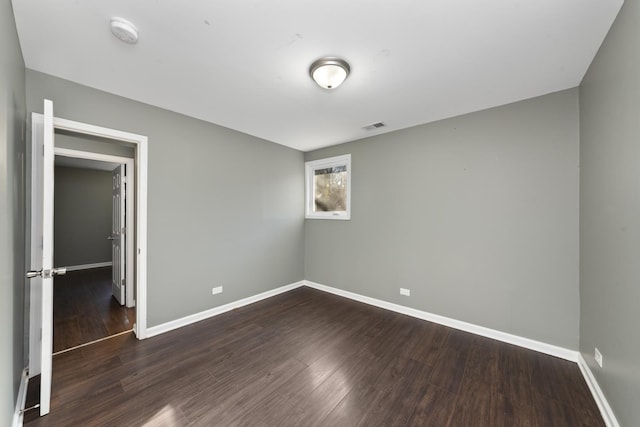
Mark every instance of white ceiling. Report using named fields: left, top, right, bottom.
left=12, top=0, right=622, bottom=152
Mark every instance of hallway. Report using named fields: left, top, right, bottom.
left=53, top=267, right=135, bottom=353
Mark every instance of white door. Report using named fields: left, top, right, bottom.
left=26, top=99, right=66, bottom=416
left=28, top=114, right=43, bottom=378
left=111, top=165, right=125, bottom=305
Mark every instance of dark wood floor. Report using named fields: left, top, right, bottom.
left=53, top=267, right=135, bottom=353
left=25, top=287, right=603, bottom=426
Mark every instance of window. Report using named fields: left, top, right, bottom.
left=305, top=154, right=351, bottom=220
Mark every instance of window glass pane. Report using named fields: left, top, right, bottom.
left=313, top=166, right=347, bottom=212
left=305, top=154, right=351, bottom=219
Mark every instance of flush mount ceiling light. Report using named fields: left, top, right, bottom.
left=110, top=17, right=138, bottom=44
left=309, top=57, right=350, bottom=90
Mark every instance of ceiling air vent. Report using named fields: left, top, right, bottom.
left=363, top=122, right=386, bottom=131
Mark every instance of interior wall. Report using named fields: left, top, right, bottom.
left=579, top=0, right=640, bottom=424
left=305, top=89, right=580, bottom=349
left=54, top=166, right=112, bottom=267
left=0, top=1, right=26, bottom=425
left=26, top=69, right=305, bottom=327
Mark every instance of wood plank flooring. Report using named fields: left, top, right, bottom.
left=25, top=287, right=603, bottom=426
left=53, top=267, right=135, bottom=353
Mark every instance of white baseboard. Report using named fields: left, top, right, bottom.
left=577, top=354, right=620, bottom=427
left=145, top=281, right=306, bottom=338
left=12, top=368, right=29, bottom=427
left=141, top=278, right=618, bottom=426
left=64, top=262, right=112, bottom=272
left=303, top=280, right=578, bottom=362
left=304, top=281, right=621, bottom=425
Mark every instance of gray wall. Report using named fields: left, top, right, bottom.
left=579, top=0, right=640, bottom=424
left=27, top=70, right=305, bottom=327
left=0, top=1, right=26, bottom=425
left=54, top=166, right=112, bottom=267
left=305, top=89, right=580, bottom=349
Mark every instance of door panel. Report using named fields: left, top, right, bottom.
left=28, top=100, right=67, bottom=416
left=40, top=99, right=55, bottom=416
left=111, top=165, right=125, bottom=304
left=28, top=113, right=43, bottom=378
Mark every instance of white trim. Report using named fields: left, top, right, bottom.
left=54, top=147, right=132, bottom=165
left=578, top=354, right=620, bottom=427
left=146, top=281, right=306, bottom=337
left=12, top=368, right=29, bottom=427
left=36, top=113, right=149, bottom=338
left=63, top=262, right=113, bottom=271
left=124, top=162, right=135, bottom=308
left=137, top=277, right=619, bottom=427
left=303, top=280, right=578, bottom=362
left=53, top=117, right=145, bottom=145
left=305, top=154, right=351, bottom=220
left=135, top=135, right=148, bottom=338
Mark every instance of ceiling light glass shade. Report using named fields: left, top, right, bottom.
left=309, top=58, right=350, bottom=89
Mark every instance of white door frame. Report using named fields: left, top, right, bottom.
left=30, top=113, right=149, bottom=340
left=55, top=148, right=136, bottom=308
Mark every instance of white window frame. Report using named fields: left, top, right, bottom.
left=305, top=154, right=351, bottom=220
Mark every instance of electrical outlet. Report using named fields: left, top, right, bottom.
left=212, top=286, right=223, bottom=295
left=594, top=347, right=603, bottom=368
left=400, top=288, right=410, bottom=296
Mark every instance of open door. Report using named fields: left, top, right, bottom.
left=26, top=99, right=66, bottom=416
left=111, top=164, right=125, bottom=305
left=28, top=114, right=43, bottom=379
left=27, top=102, right=149, bottom=417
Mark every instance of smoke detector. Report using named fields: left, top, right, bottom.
left=110, top=17, right=138, bottom=44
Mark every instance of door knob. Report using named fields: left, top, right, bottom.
left=26, top=270, right=42, bottom=279
left=51, top=267, right=67, bottom=277
left=25, top=268, right=67, bottom=279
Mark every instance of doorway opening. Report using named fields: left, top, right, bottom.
left=52, top=148, right=136, bottom=354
